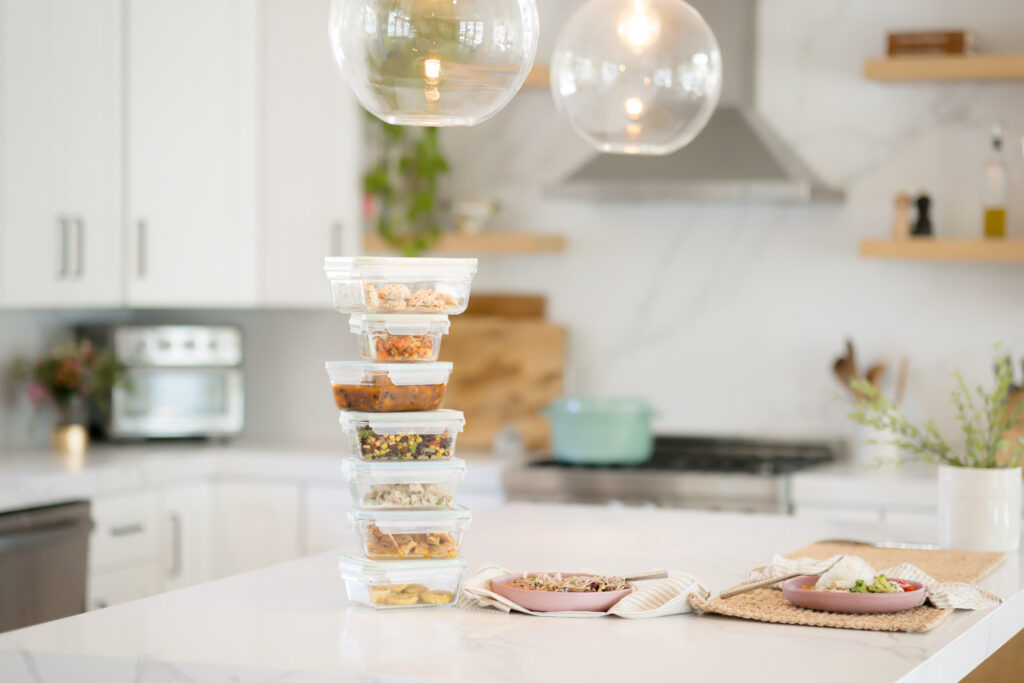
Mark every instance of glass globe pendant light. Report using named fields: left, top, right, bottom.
left=550, top=0, right=722, bottom=155
left=329, top=0, right=540, bottom=127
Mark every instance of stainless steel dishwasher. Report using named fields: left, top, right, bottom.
left=0, top=501, right=93, bottom=632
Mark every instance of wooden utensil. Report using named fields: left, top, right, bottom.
left=866, top=363, right=887, bottom=390
left=719, top=556, right=843, bottom=599
left=894, top=356, right=909, bottom=406
left=622, top=570, right=668, bottom=582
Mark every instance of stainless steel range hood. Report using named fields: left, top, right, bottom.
left=547, top=0, right=843, bottom=203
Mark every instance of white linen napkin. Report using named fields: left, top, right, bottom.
left=743, top=554, right=1002, bottom=610
left=456, top=564, right=710, bottom=619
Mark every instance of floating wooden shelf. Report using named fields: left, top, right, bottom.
left=363, top=232, right=566, bottom=255
left=860, top=239, right=1024, bottom=263
left=864, top=54, right=1024, bottom=82
left=523, top=64, right=549, bottom=89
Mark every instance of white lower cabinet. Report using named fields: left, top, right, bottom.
left=303, top=484, right=351, bottom=555
left=210, top=479, right=300, bottom=579
left=161, top=482, right=211, bottom=591
left=87, top=563, right=161, bottom=611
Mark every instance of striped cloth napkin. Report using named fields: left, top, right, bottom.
left=457, top=565, right=710, bottom=619
left=745, top=554, right=1002, bottom=609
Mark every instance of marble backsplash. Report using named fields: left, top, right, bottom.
left=3, top=0, right=1024, bottom=453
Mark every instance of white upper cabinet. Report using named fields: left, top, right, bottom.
left=0, top=0, right=122, bottom=307
left=125, top=0, right=258, bottom=308
left=260, top=0, right=361, bottom=308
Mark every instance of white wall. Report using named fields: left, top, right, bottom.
left=3, top=0, right=1024, bottom=455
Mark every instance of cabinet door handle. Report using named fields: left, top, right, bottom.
left=109, top=522, right=144, bottom=537
left=73, top=216, right=85, bottom=278
left=167, top=513, right=182, bottom=579
left=56, top=216, right=69, bottom=278
left=136, top=219, right=147, bottom=278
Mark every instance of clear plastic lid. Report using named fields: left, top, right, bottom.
left=349, top=505, right=471, bottom=530
left=338, top=555, right=468, bottom=581
left=325, top=361, right=453, bottom=387
left=324, top=257, right=478, bottom=280
left=338, top=409, right=465, bottom=435
left=341, top=457, right=467, bottom=483
left=349, top=313, right=451, bottom=336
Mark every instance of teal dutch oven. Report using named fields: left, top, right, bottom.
left=544, top=397, right=655, bottom=465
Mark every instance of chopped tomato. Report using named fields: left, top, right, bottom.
left=894, top=580, right=917, bottom=591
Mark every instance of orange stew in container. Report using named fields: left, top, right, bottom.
left=325, top=361, right=453, bottom=413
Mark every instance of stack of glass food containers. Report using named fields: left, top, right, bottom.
left=324, top=257, right=478, bottom=610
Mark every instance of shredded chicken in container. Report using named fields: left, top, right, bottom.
left=507, top=573, right=629, bottom=593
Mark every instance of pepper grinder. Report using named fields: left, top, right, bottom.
left=912, top=192, right=933, bottom=237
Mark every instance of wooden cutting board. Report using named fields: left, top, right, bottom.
left=439, top=313, right=565, bottom=450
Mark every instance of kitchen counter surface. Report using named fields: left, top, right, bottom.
left=0, top=503, right=1021, bottom=683
left=0, top=443, right=505, bottom=513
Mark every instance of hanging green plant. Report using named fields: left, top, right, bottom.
left=363, top=113, right=450, bottom=256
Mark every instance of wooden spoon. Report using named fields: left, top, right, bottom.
left=719, top=556, right=843, bottom=599
left=622, top=570, right=668, bottom=582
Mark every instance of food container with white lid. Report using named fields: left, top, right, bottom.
left=338, top=409, right=465, bottom=461
left=338, top=555, right=468, bottom=609
left=349, top=314, right=451, bottom=362
left=341, top=457, right=467, bottom=508
left=324, top=257, right=478, bottom=315
left=349, top=506, right=471, bottom=559
left=326, top=361, right=453, bottom=412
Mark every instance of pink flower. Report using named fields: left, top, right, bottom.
left=26, top=381, right=49, bottom=407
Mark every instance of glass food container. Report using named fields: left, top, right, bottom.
left=324, top=257, right=478, bottom=315
left=350, top=314, right=451, bottom=362
left=342, top=457, right=467, bottom=508
left=338, top=555, right=468, bottom=609
left=349, top=506, right=471, bottom=559
left=325, top=362, right=453, bottom=412
left=338, top=410, right=465, bottom=461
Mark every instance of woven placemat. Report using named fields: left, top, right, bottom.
left=687, top=542, right=1004, bottom=632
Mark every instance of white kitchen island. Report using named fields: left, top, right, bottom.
left=0, top=503, right=1021, bottom=683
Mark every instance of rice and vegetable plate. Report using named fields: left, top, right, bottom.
left=507, top=573, right=630, bottom=593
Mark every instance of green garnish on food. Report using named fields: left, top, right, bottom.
left=850, top=574, right=901, bottom=593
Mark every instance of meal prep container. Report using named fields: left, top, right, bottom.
left=338, top=409, right=465, bottom=461
left=324, top=257, right=478, bottom=315
left=545, top=397, right=655, bottom=465
left=341, top=457, right=467, bottom=508
left=338, top=555, right=468, bottom=609
left=349, top=506, right=471, bottom=559
left=349, top=314, right=451, bottom=362
left=326, top=361, right=453, bottom=412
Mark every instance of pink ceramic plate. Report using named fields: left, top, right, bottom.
left=782, top=575, right=927, bottom=614
left=490, top=573, right=636, bottom=612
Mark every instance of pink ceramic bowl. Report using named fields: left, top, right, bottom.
left=490, top=573, right=636, bottom=613
left=782, top=575, right=927, bottom=614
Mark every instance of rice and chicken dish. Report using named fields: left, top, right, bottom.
left=507, top=573, right=630, bottom=593
left=811, top=555, right=918, bottom=593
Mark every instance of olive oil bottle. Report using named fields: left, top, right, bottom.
left=983, top=122, right=1008, bottom=238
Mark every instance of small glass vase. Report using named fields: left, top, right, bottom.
left=52, top=397, right=88, bottom=466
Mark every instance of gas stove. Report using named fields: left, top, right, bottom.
left=502, top=436, right=839, bottom=514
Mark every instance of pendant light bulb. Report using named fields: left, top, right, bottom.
left=618, top=1, right=661, bottom=50
left=551, top=0, right=722, bottom=155
left=329, top=0, right=540, bottom=127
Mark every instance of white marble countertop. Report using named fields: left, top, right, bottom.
left=0, top=502, right=1020, bottom=683
left=790, top=462, right=940, bottom=509
left=0, top=443, right=505, bottom=513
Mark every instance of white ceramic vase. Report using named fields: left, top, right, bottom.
left=937, top=465, right=1022, bottom=552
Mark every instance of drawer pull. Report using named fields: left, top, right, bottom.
left=109, top=523, right=144, bottom=537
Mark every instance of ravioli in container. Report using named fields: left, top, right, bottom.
left=350, top=313, right=451, bottom=362
left=339, top=410, right=465, bottom=461
left=349, top=506, right=471, bottom=559
left=324, top=256, right=477, bottom=315
left=326, top=361, right=453, bottom=412
left=339, top=556, right=467, bottom=609
left=341, top=457, right=467, bottom=508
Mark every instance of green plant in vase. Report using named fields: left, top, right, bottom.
left=363, top=114, right=450, bottom=256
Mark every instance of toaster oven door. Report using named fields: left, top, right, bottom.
left=110, top=368, right=244, bottom=438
